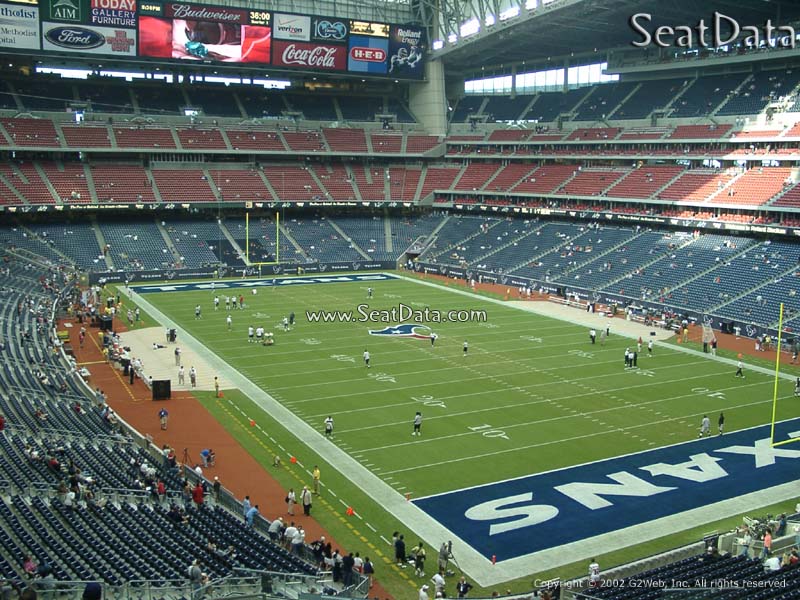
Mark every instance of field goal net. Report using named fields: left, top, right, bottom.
left=701, top=324, right=715, bottom=344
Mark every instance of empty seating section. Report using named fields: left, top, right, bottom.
left=406, top=135, right=441, bottom=153
left=542, top=227, right=641, bottom=282
left=613, top=78, right=687, bottom=119
left=712, top=167, right=791, bottom=206
left=263, top=165, right=324, bottom=200
left=608, top=233, right=743, bottom=301
left=607, top=166, right=684, bottom=199
left=669, top=124, right=732, bottom=139
left=100, top=221, right=173, bottom=270
left=60, top=125, right=112, bottom=148
left=387, top=99, right=415, bottom=123
left=176, top=128, right=227, bottom=150
left=209, top=169, right=272, bottom=202
left=566, top=128, right=621, bottom=141
left=3, top=164, right=55, bottom=204
left=390, top=214, right=445, bottom=251
left=332, top=216, right=390, bottom=259
left=526, top=88, right=591, bottom=122
left=558, top=169, right=628, bottom=196
left=420, top=216, right=497, bottom=262
left=282, top=131, right=326, bottom=152
left=388, top=167, right=422, bottom=201
left=152, top=169, right=216, bottom=202
left=134, top=85, right=184, bottom=115
left=92, top=164, right=156, bottom=203
left=0, top=81, right=16, bottom=110
left=488, top=130, right=530, bottom=142
left=339, top=96, right=383, bottom=121
left=27, top=224, right=101, bottom=270
left=165, top=219, right=228, bottom=267
left=451, top=96, right=484, bottom=122
left=452, top=220, right=533, bottom=268
left=1, top=118, right=61, bottom=148
left=226, top=129, right=286, bottom=151
left=315, top=164, right=357, bottom=201
left=0, top=225, right=69, bottom=264
left=584, top=554, right=800, bottom=600
left=237, top=88, right=287, bottom=118
left=350, top=166, right=385, bottom=202
left=285, top=218, right=362, bottom=262
left=371, top=133, right=403, bottom=153
left=75, top=80, right=133, bottom=113
left=43, top=163, right=91, bottom=204
left=670, top=73, right=746, bottom=118
left=113, top=126, right=177, bottom=149
left=485, top=164, right=538, bottom=192
left=503, top=222, right=588, bottom=278
left=773, top=183, right=800, bottom=208
left=483, top=96, right=532, bottom=121
left=285, top=94, right=337, bottom=120
left=454, top=163, right=501, bottom=191
left=575, top=82, right=637, bottom=121
left=418, top=167, right=461, bottom=198
left=658, top=170, right=734, bottom=202
left=323, top=128, right=368, bottom=152
left=184, top=85, right=244, bottom=118
left=511, top=165, right=576, bottom=194
left=717, top=68, right=800, bottom=116
left=13, top=78, right=72, bottom=112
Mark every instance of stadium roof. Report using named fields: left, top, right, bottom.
left=434, top=0, right=800, bottom=79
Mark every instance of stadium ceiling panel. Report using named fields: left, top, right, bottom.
left=432, top=0, right=800, bottom=78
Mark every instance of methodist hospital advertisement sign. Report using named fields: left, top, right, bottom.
left=0, top=2, right=39, bottom=50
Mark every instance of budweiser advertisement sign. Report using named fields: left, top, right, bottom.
left=273, top=40, right=346, bottom=70
left=164, top=2, right=247, bottom=23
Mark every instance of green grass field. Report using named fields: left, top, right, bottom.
left=135, top=274, right=800, bottom=593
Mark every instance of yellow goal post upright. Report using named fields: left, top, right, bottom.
left=769, top=303, right=797, bottom=448
left=245, top=211, right=281, bottom=269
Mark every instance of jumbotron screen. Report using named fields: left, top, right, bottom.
left=0, top=0, right=427, bottom=79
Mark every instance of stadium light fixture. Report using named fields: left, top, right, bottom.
left=461, top=17, right=480, bottom=37
left=448, top=33, right=458, bottom=43
left=499, top=6, right=519, bottom=20
left=432, top=39, right=444, bottom=50
left=485, top=14, right=496, bottom=26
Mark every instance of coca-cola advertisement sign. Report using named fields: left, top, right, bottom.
left=272, top=40, right=346, bottom=71
left=164, top=3, right=247, bottom=23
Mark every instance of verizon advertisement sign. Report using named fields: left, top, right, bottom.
left=273, top=12, right=310, bottom=41
left=272, top=40, right=346, bottom=71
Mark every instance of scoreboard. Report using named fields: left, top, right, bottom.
left=0, top=0, right=426, bottom=79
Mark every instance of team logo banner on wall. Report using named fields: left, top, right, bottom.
left=90, top=0, right=136, bottom=27
left=388, top=24, right=425, bottom=79
left=273, top=12, right=309, bottom=41
left=348, top=33, right=387, bottom=74
left=0, top=2, right=39, bottom=49
left=138, top=2, right=270, bottom=63
left=311, top=17, right=347, bottom=43
left=273, top=39, right=346, bottom=71
left=42, top=21, right=136, bottom=54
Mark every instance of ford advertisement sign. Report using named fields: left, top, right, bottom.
left=42, top=21, right=137, bottom=54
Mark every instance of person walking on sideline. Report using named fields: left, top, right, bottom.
left=301, top=486, right=312, bottom=516
left=312, top=465, right=321, bottom=495
left=700, top=415, right=710, bottom=437
left=718, top=412, right=725, bottom=435
left=286, top=488, right=296, bottom=516
left=735, top=360, right=745, bottom=378
left=159, top=407, right=169, bottom=430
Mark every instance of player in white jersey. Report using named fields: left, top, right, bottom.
left=226, top=314, right=232, bottom=330
left=214, top=296, right=219, bottom=311
left=248, top=325, right=254, bottom=342
left=363, top=350, right=370, bottom=368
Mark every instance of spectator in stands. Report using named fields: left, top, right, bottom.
left=192, top=482, right=205, bottom=509
left=187, top=559, right=203, bottom=599
left=341, top=552, right=355, bottom=586
left=22, top=556, right=37, bottom=578
left=82, top=582, right=102, bottom=600
left=0, top=414, right=4, bottom=432
left=761, top=528, right=773, bottom=559
left=291, top=526, right=305, bottom=556
left=245, top=504, right=259, bottom=527
left=764, top=554, right=781, bottom=572
left=267, top=517, right=283, bottom=542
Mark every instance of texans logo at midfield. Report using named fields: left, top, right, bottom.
left=368, top=324, right=432, bottom=340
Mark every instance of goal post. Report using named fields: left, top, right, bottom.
left=769, top=303, right=797, bottom=448
left=245, top=211, right=281, bottom=267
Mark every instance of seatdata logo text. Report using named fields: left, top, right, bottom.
left=414, top=419, right=800, bottom=562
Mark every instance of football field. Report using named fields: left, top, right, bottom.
left=130, top=272, right=800, bottom=584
